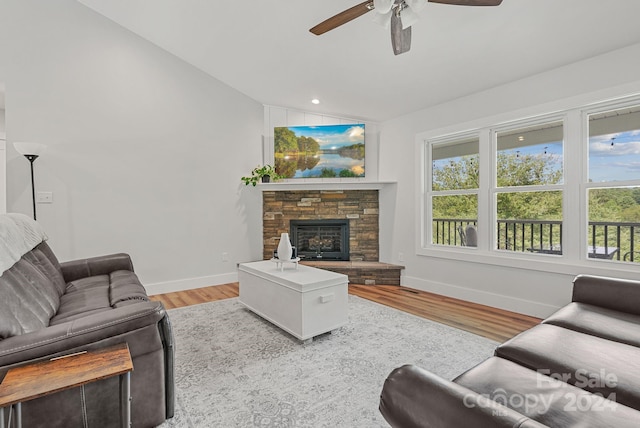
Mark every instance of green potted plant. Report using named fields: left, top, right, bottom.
left=241, top=164, right=282, bottom=186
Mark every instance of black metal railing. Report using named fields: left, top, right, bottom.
left=432, top=218, right=477, bottom=247
left=497, top=219, right=562, bottom=254
left=432, top=218, right=640, bottom=262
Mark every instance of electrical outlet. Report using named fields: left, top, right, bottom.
left=398, top=252, right=405, bottom=262
left=37, top=191, right=53, bottom=203
left=222, top=252, right=229, bottom=262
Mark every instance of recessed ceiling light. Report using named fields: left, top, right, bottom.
left=311, top=99, right=320, bottom=105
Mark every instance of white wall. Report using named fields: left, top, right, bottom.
left=380, top=43, right=640, bottom=318
left=0, top=0, right=265, bottom=293
left=0, top=109, right=5, bottom=138
left=0, top=105, right=5, bottom=213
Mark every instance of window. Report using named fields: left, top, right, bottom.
left=420, top=95, right=640, bottom=270
left=587, top=104, right=640, bottom=263
left=429, top=135, right=479, bottom=247
left=494, top=121, right=564, bottom=254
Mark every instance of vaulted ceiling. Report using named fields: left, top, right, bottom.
left=76, top=0, right=640, bottom=121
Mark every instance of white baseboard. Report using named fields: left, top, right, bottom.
left=145, top=272, right=238, bottom=296
left=402, top=275, right=560, bottom=319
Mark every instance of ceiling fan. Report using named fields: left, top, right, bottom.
left=310, top=0, right=503, bottom=55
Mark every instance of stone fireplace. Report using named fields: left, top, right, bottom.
left=262, top=188, right=403, bottom=285
left=262, top=190, right=378, bottom=261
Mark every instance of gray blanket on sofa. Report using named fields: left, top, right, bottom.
left=0, top=212, right=48, bottom=274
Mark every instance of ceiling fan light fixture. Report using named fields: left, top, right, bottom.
left=373, top=0, right=394, bottom=14
left=400, top=7, right=420, bottom=29
left=405, top=0, right=427, bottom=13
left=372, top=10, right=393, bottom=28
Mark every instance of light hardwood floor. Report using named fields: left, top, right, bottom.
left=150, top=282, right=541, bottom=342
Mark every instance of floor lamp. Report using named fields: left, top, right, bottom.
left=14, top=142, right=46, bottom=221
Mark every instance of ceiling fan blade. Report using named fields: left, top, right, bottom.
left=390, top=12, right=411, bottom=55
left=428, top=0, right=503, bottom=5
left=310, top=1, right=374, bottom=35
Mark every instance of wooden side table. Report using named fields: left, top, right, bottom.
left=0, top=342, right=133, bottom=428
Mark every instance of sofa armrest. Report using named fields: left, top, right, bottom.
left=572, top=274, right=640, bottom=315
left=379, top=365, right=548, bottom=428
left=60, top=253, right=135, bottom=282
left=0, top=301, right=164, bottom=368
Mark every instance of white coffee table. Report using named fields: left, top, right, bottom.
left=238, top=260, right=348, bottom=343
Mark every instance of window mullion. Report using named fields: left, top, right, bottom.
left=478, top=128, right=492, bottom=251
left=561, top=109, right=582, bottom=261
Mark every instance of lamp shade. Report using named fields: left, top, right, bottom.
left=13, top=142, right=46, bottom=156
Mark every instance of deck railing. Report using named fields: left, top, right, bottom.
left=432, top=218, right=640, bottom=262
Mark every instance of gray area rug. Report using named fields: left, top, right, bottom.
left=159, top=295, right=497, bottom=427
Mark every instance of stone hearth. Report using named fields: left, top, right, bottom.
left=300, top=261, right=404, bottom=286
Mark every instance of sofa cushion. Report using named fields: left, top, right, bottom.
left=543, top=302, right=640, bottom=348
left=572, top=274, right=640, bottom=316
left=23, top=245, right=67, bottom=297
left=50, top=275, right=111, bottom=325
left=0, top=258, right=60, bottom=339
left=496, top=324, right=640, bottom=411
left=454, top=356, right=640, bottom=427
left=31, top=242, right=66, bottom=296
left=50, top=271, right=149, bottom=325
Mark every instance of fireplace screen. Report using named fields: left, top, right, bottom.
left=290, top=219, right=350, bottom=260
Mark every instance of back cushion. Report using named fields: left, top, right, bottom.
left=0, top=258, right=60, bottom=339
left=27, top=243, right=67, bottom=296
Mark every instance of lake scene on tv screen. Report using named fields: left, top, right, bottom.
left=274, top=124, right=365, bottom=178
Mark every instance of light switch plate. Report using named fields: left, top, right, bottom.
left=36, top=191, right=53, bottom=203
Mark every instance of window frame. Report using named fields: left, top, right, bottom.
left=490, top=115, right=567, bottom=254
left=425, top=132, right=480, bottom=250
left=415, top=95, right=640, bottom=276
left=581, top=99, right=640, bottom=263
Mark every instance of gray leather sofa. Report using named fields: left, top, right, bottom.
left=0, top=214, right=174, bottom=427
left=379, top=274, right=640, bottom=427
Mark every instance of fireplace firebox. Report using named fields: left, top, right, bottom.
left=290, top=219, right=350, bottom=260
